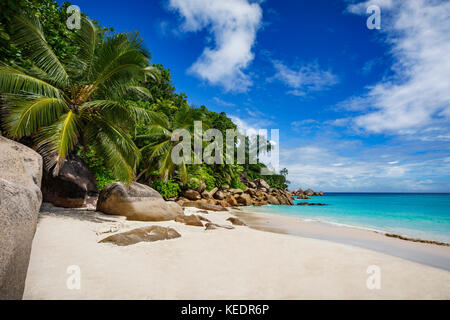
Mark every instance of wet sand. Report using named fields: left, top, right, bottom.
left=232, top=209, right=450, bottom=271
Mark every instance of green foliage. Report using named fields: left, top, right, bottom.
left=231, top=177, right=247, bottom=190
left=189, top=165, right=216, bottom=191
left=264, top=175, right=289, bottom=190
left=78, top=147, right=116, bottom=190
left=0, top=8, right=153, bottom=183
left=186, top=177, right=202, bottom=191
left=151, top=179, right=180, bottom=199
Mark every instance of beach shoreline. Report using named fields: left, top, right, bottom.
left=23, top=203, right=450, bottom=299
left=232, top=208, right=450, bottom=271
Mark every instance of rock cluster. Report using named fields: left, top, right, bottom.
left=176, top=178, right=294, bottom=208
left=297, top=202, right=327, bottom=206
left=292, top=188, right=324, bottom=198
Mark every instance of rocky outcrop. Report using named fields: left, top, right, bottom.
left=175, top=177, right=294, bottom=209
left=297, top=202, right=327, bottom=206
left=292, top=188, right=324, bottom=197
left=99, top=226, right=181, bottom=246
left=0, top=137, right=43, bottom=299
left=41, top=154, right=98, bottom=208
left=254, top=178, right=270, bottom=190
left=96, top=182, right=183, bottom=221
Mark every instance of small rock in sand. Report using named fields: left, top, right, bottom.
left=226, top=217, right=247, bottom=226
left=99, top=226, right=181, bottom=246
left=175, top=214, right=206, bottom=227
left=205, top=223, right=235, bottom=230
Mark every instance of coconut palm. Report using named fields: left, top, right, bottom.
left=0, top=14, right=159, bottom=183
left=136, top=104, right=211, bottom=183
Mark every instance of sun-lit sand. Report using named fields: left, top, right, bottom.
left=23, top=203, right=450, bottom=300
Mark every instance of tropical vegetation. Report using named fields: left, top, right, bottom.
left=0, top=0, right=289, bottom=197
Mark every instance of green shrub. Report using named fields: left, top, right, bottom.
left=79, top=147, right=116, bottom=191
left=231, top=177, right=247, bottom=190
left=151, top=179, right=181, bottom=199
left=186, top=177, right=202, bottom=190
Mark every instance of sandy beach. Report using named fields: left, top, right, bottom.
left=23, top=203, right=450, bottom=300
left=233, top=209, right=450, bottom=271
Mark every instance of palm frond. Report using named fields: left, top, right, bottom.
left=2, top=95, right=68, bottom=139
left=144, top=66, right=161, bottom=83
left=85, top=120, right=140, bottom=184
left=91, top=34, right=149, bottom=93
left=0, top=66, right=63, bottom=98
left=127, top=85, right=152, bottom=100
left=76, top=18, right=98, bottom=79
left=37, top=110, right=80, bottom=174
left=12, top=15, right=69, bottom=87
left=141, top=139, right=171, bottom=159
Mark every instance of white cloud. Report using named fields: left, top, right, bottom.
left=229, top=115, right=260, bottom=136
left=213, top=97, right=235, bottom=107
left=345, top=0, right=450, bottom=134
left=279, top=143, right=450, bottom=192
left=169, top=0, right=263, bottom=92
left=272, top=61, right=338, bottom=96
left=346, top=0, right=394, bottom=14
left=229, top=114, right=275, bottom=136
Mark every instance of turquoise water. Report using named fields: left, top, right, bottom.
left=242, top=193, right=450, bottom=243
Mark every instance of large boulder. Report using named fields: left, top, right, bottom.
left=0, top=137, right=42, bottom=299
left=97, top=182, right=183, bottom=221
left=266, top=194, right=280, bottom=205
left=253, top=178, right=270, bottom=190
left=229, top=188, right=244, bottom=195
left=247, top=181, right=256, bottom=189
left=183, top=189, right=201, bottom=201
left=213, top=190, right=225, bottom=200
left=236, top=194, right=252, bottom=206
left=225, top=194, right=238, bottom=206
left=41, top=154, right=98, bottom=208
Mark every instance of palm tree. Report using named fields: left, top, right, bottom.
left=136, top=104, right=210, bottom=183
left=0, top=14, right=157, bottom=183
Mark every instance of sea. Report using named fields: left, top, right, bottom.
left=241, top=193, right=450, bottom=243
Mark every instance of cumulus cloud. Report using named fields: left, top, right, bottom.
left=272, top=61, right=338, bottom=96
left=229, top=114, right=276, bottom=136
left=345, top=0, right=450, bottom=134
left=169, top=0, right=263, bottom=92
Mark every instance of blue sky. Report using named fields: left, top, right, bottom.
left=60, top=0, right=450, bottom=192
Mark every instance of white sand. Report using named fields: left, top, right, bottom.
left=24, top=204, right=450, bottom=299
